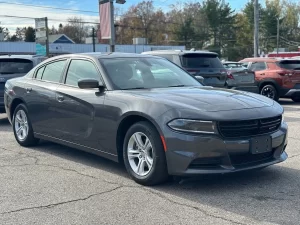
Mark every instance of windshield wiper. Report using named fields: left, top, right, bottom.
left=122, top=87, right=146, bottom=90
left=168, top=85, right=186, bottom=87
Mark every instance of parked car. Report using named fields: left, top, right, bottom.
left=0, top=55, right=47, bottom=113
left=4, top=53, right=288, bottom=186
left=142, top=50, right=258, bottom=93
left=240, top=58, right=300, bottom=102
left=222, top=61, right=258, bottom=93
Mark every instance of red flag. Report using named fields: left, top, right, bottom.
left=99, top=2, right=111, bottom=39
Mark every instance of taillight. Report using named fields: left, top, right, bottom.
left=278, top=70, right=293, bottom=76
left=226, top=71, right=234, bottom=79
left=227, top=74, right=234, bottom=79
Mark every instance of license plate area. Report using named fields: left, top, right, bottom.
left=251, top=136, right=272, bottom=154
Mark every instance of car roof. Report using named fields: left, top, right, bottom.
left=40, top=52, right=162, bottom=64
left=240, top=57, right=300, bottom=63
left=142, top=50, right=218, bottom=56
left=0, top=54, right=45, bottom=60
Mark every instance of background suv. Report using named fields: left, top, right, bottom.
left=142, top=50, right=258, bottom=93
left=240, top=58, right=300, bottom=102
left=0, top=55, right=47, bottom=113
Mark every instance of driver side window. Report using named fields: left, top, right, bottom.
left=65, top=60, right=100, bottom=87
left=250, top=62, right=267, bottom=71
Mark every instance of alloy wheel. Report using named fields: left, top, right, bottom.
left=14, top=109, right=29, bottom=141
left=127, top=132, right=154, bottom=176
left=261, top=86, right=275, bottom=99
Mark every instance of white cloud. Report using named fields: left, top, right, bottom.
left=0, top=2, right=99, bottom=33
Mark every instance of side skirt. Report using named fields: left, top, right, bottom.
left=34, top=132, right=119, bottom=163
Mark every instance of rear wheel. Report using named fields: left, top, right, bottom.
left=123, top=121, right=168, bottom=186
left=291, top=96, right=300, bottom=103
left=13, top=104, right=39, bottom=147
left=260, top=84, right=279, bottom=101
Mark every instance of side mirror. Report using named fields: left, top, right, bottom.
left=195, top=75, right=205, bottom=84
left=78, top=78, right=104, bottom=90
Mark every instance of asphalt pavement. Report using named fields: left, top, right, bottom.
left=0, top=99, right=299, bottom=225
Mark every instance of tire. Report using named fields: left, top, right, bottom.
left=123, top=121, right=168, bottom=186
left=12, top=104, right=39, bottom=147
left=260, top=84, right=279, bottom=101
left=291, top=96, right=300, bottom=103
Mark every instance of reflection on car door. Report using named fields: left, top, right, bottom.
left=54, top=59, right=105, bottom=148
left=250, top=62, right=267, bottom=82
left=25, top=59, right=67, bottom=137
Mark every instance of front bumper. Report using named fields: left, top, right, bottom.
left=165, top=122, right=288, bottom=176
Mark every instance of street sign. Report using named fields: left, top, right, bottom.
left=36, top=43, right=46, bottom=56
left=35, top=17, right=49, bottom=56
left=35, top=18, right=46, bottom=29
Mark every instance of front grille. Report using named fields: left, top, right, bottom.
left=188, top=157, right=222, bottom=169
left=218, top=116, right=282, bottom=138
left=230, top=151, right=274, bottom=166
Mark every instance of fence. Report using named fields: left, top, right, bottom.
left=0, top=42, right=185, bottom=55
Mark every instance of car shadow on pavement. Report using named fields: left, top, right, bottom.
left=31, top=141, right=129, bottom=178
left=30, top=141, right=298, bottom=224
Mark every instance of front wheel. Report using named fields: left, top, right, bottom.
left=123, top=121, right=168, bottom=186
left=260, top=84, right=279, bottom=101
left=291, top=96, right=300, bottom=103
left=13, top=104, right=39, bottom=147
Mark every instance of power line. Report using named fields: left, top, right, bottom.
left=0, top=1, right=99, bottom=14
left=0, top=15, right=100, bottom=25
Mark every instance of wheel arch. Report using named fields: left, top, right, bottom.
left=10, top=98, right=26, bottom=121
left=116, top=112, right=163, bottom=163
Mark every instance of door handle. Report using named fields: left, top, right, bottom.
left=26, top=88, right=32, bottom=93
left=260, top=73, right=265, bottom=76
left=57, top=95, right=64, bottom=102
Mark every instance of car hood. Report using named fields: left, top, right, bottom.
left=127, top=87, right=274, bottom=112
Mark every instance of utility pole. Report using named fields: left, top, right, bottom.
left=45, top=17, right=49, bottom=57
left=277, top=18, right=280, bottom=56
left=109, top=0, right=115, bottom=52
left=254, top=0, right=259, bottom=57
left=92, top=27, right=96, bottom=52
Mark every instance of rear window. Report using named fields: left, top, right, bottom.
left=277, top=60, right=300, bottom=70
left=223, top=63, right=247, bottom=70
left=181, top=54, right=224, bottom=68
left=0, top=58, right=33, bottom=75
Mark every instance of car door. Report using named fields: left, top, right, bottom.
left=54, top=58, right=105, bottom=148
left=24, top=59, right=68, bottom=137
left=249, top=61, right=268, bottom=82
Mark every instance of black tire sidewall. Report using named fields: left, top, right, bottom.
left=261, top=84, right=279, bottom=101
left=12, top=104, right=38, bottom=146
left=123, top=122, right=168, bottom=185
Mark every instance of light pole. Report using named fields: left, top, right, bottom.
left=99, top=0, right=126, bottom=52
left=254, top=0, right=259, bottom=57
left=277, top=17, right=280, bottom=56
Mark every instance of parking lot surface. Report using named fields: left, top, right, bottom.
left=0, top=100, right=299, bottom=225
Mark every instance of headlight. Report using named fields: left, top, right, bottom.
left=281, top=113, right=285, bottom=123
left=168, top=119, right=217, bottom=134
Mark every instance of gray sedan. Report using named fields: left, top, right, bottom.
left=4, top=53, right=288, bottom=186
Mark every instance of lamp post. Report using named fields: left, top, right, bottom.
left=99, top=0, right=126, bottom=52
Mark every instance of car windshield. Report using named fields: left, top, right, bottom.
left=277, top=60, right=300, bottom=70
left=0, top=58, right=33, bottom=75
left=100, top=57, right=202, bottom=90
left=180, top=54, right=224, bottom=68
left=223, top=63, right=247, bottom=71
